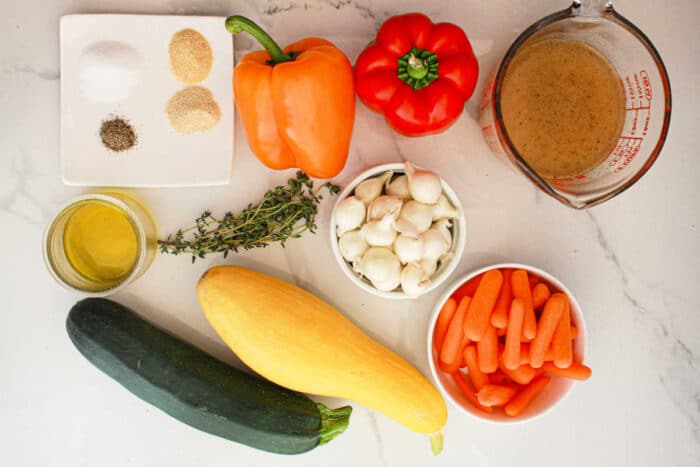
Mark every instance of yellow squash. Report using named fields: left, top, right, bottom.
left=197, top=265, right=447, bottom=453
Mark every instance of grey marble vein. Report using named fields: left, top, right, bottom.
left=1, top=150, right=52, bottom=227
left=586, top=210, right=700, bottom=441
left=367, top=410, right=389, bottom=467
left=389, top=134, right=407, bottom=163
left=263, top=0, right=355, bottom=15
left=3, top=64, right=60, bottom=81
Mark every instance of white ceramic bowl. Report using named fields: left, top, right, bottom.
left=427, top=263, right=587, bottom=423
left=330, top=163, right=467, bottom=299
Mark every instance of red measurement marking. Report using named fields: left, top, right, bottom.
left=480, top=71, right=497, bottom=111
left=625, top=106, right=651, bottom=111
left=608, top=136, right=643, bottom=173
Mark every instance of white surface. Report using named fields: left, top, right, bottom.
left=330, top=162, right=467, bottom=299
left=427, top=264, right=587, bottom=424
left=1, top=1, right=699, bottom=466
left=60, top=15, right=234, bottom=186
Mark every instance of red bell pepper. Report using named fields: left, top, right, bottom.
left=354, top=13, right=479, bottom=136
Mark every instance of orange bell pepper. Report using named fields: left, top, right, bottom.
left=226, top=16, right=355, bottom=179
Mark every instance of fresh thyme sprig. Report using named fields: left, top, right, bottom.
left=158, top=171, right=339, bottom=263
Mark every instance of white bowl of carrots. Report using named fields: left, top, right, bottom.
left=427, top=264, right=591, bottom=422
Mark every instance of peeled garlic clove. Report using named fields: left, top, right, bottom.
left=372, top=276, right=402, bottom=292
left=432, top=194, right=460, bottom=221
left=338, top=229, right=368, bottom=264
left=367, top=195, right=403, bottom=221
left=419, top=258, right=438, bottom=277
left=405, top=161, right=442, bottom=204
left=393, top=234, right=424, bottom=264
left=386, top=175, right=411, bottom=200
left=421, top=219, right=452, bottom=260
left=335, top=196, right=365, bottom=236
left=359, top=247, right=401, bottom=290
left=394, top=200, right=433, bottom=237
left=355, top=170, right=393, bottom=205
left=401, top=262, right=432, bottom=297
left=362, top=214, right=397, bottom=247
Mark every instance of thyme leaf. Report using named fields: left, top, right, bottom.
left=158, top=171, right=339, bottom=262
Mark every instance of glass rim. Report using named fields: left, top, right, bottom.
left=492, top=2, right=672, bottom=209
left=42, top=193, right=148, bottom=296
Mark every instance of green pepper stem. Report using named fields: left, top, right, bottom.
left=398, top=47, right=439, bottom=90
left=407, top=54, right=428, bottom=80
left=225, top=15, right=295, bottom=65
left=317, top=403, right=353, bottom=445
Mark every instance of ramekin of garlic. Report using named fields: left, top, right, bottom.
left=330, top=162, right=467, bottom=299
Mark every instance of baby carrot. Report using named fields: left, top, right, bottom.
left=489, top=370, right=509, bottom=385
left=528, top=274, right=539, bottom=288
left=452, top=274, right=482, bottom=302
left=440, top=296, right=471, bottom=370
left=551, top=298, right=573, bottom=368
left=497, top=326, right=507, bottom=337
left=440, top=334, right=470, bottom=373
left=520, top=345, right=556, bottom=365
left=571, top=325, right=578, bottom=340
left=505, top=374, right=551, bottom=417
left=542, top=362, right=592, bottom=380
left=451, top=372, right=493, bottom=413
left=477, top=324, right=499, bottom=373
left=519, top=343, right=530, bottom=365
left=464, top=345, right=489, bottom=390
left=490, top=269, right=513, bottom=329
left=477, top=384, right=518, bottom=407
left=458, top=334, right=471, bottom=368
left=531, top=283, right=551, bottom=309
left=529, top=294, right=567, bottom=368
left=512, top=270, right=536, bottom=340
left=504, top=298, right=525, bottom=370
left=433, top=297, right=458, bottom=352
left=498, top=353, right=538, bottom=385
left=464, top=269, right=503, bottom=341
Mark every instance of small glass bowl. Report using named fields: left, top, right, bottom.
left=43, top=191, right=157, bottom=296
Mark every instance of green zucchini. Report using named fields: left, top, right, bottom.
left=66, top=298, right=351, bottom=454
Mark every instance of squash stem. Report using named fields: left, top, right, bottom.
left=317, top=403, right=353, bottom=445
left=429, top=431, right=444, bottom=455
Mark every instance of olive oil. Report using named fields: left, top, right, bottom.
left=63, top=202, right=138, bottom=283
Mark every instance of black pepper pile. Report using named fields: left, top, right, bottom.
left=100, top=117, right=137, bottom=152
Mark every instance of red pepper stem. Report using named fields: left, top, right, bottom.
left=398, top=47, right=439, bottom=90
left=225, top=15, right=296, bottom=65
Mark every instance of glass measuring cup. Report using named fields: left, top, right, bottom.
left=479, top=0, right=671, bottom=209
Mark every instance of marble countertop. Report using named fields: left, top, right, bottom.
left=1, top=0, right=699, bottom=466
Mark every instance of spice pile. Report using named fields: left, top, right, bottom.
left=166, top=86, right=221, bottom=134
left=78, top=41, right=140, bottom=103
left=99, top=117, right=137, bottom=152
left=169, top=28, right=213, bottom=84
left=166, top=28, right=221, bottom=134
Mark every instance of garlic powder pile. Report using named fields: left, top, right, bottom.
left=166, top=86, right=221, bottom=134
left=169, top=28, right=213, bottom=84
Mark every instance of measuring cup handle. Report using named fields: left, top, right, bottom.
left=573, top=0, right=613, bottom=16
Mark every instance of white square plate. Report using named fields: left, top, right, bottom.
left=60, top=15, right=234, bottom=187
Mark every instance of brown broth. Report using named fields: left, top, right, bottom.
left=500, top=39, right=625, bottom=179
